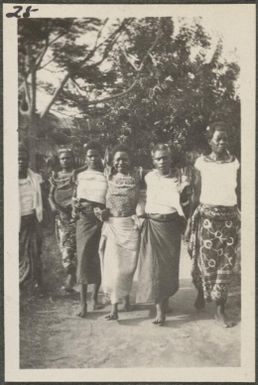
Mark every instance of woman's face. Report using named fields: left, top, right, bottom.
left=152, top=149, right=171, bottom=175
left=85, top=149, right=101, bottom=170
left=209, top=130, right=228, bottom=155
left=113, top=151, right=130, bottom=174
left=59, top=152, right=73, bottom=170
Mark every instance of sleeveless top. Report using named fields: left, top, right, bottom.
left=144, top=170, right=185, bottom=216
left=76, top=169, right=107, bottom=205
left=195, top=155, right=240, bottom=206
left=105, top=169, right=141, bottom=217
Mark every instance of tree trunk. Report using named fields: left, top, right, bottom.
left=40, top=72, right=70, bottom=119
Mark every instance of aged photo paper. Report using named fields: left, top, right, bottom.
left=3, top=2, right=256, bottom=382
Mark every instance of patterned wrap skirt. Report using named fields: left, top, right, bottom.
left=188, top=204, right=240, bottom=302
left=99, top=216, right=140, bottom=304
left=76, top=210, right=102, bottom=285
left=136, top=212, right=182, bottom=304
left=19, top=214, right=42, bottom=286
left=55, top=210, right=76, bottom=274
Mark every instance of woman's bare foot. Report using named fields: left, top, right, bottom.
left=105, top=303, right=118, bottom=320
left=77, top=304, right=87, bottom=318
left=215, top=303, right=234, bottom=328
left=105, top=312, right=119, bottom=321
left=152, top=303, right=165, bottom=326
left=214, top=314, right=234, bottom=327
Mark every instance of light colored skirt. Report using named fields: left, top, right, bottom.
left=99, top=216, right=140, bottom=304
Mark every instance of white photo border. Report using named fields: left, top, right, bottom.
left=3, top=2, right=256, bottom=382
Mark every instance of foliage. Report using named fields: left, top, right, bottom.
left=18, top=17, right=240, bottom=170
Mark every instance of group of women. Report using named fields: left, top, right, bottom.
left=19, top=121, right=240, bottom=328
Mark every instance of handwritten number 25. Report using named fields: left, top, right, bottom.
left=6, top=6, right=39, bottom=18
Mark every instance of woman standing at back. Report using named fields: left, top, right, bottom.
left=49, top=148, right=77, bottom=293
left=187, top=121, right=240, bottom=327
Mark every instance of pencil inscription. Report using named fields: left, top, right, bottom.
left=6, top=5, right=39, bottom=18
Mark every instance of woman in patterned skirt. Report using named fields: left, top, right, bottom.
left=48, top=148, right=77, bottom=293
left=187, top=121, right=240, bottom=327
left=99, top=144, right=142, bottom=321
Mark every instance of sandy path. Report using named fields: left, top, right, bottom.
left=20, top=230, right=241, bottom=368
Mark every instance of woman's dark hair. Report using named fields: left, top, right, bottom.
left=83, top=141, right=102, bottom=156
left=206, top=121, right=228, bottom=141
left=57, top=148, right=75, bottom=170
left=57, top=147, right=74, bottom=157
left=151, top=143, right=171, bottom=157
left=111, top=144, right=131, bottom=161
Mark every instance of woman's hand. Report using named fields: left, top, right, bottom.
left=72, top=197, right=81, bottom=209
left=94, top=208, right=110, bottom=222
left=101, top=208, right=110, bottom=221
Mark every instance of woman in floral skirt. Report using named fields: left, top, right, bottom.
left=187, top=121, right=241, bottom=327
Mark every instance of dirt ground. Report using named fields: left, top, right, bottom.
left=20, top=227, right=241, bottom=369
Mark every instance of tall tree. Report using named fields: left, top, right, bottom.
left=18, top=18, right=139, bottom=167
left=18, top=17, right=240, bottom=170
left=74, top=18, right=240, bottom=166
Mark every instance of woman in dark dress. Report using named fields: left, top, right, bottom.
left=73, top=142, right=107, bottom=317
left=136, top=144, right=188, bottom=326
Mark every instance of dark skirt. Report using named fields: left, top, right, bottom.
left=136, top=213, right=182, bottom=304
left=188, top=204, right=240, bottom=302
left=76, top=212, right=102, bottom=285
left=19, top=214, right=42, bottom=286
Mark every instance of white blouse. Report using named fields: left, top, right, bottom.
left=144, top=170, right=185, bottom=216
left=195, top=156, right=240, bottom=206
left=76, top=170, right=107, bottom=205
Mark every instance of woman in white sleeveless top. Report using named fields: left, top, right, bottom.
left=188, top=121, right=240, bottom=327
left=136, top=144, right=188, bottom=326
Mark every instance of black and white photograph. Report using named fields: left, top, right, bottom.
left=3, top=2, right=255, bottom=382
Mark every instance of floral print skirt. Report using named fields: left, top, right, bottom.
left=55, top=211, right=76, bottom=274
left=188, top=204, right=240, bottom=302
